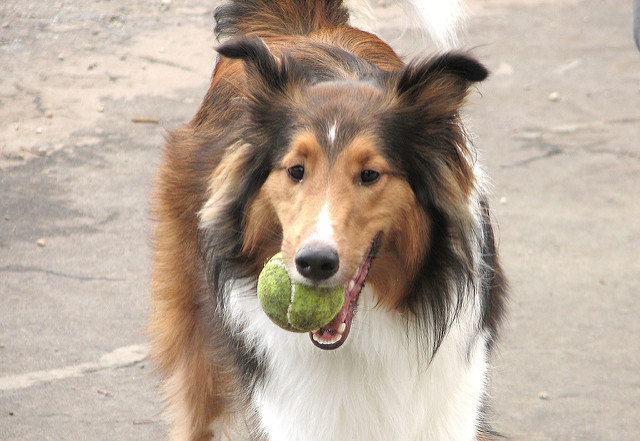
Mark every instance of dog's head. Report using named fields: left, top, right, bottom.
left=199, top=36, right=487, bottom=349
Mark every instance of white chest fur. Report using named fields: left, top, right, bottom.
left=224, top=283, right=489, bottom=441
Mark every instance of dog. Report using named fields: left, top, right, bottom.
left=150, top=1, right=507, bottom=440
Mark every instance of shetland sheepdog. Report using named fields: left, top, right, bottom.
left=150, top=1, right=507, bottom=440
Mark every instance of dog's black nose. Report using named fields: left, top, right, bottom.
left=295, top=244, right=339, bottom=281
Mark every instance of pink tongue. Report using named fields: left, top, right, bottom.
left=310, top=246, right=374, bottom=348
left=322, top=302, right=349, bottom=332
left=310, top=233, right=381, bottom=349
left=318, top=255, right=369, bottom=333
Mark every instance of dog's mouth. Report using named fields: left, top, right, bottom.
left=310, top=232, right=382, bottom=350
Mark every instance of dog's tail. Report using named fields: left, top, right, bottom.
left=214, top=0, right=465, bottom=48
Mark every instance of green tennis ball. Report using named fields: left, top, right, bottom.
left=257, top=253, right=345, bottom=333
left=256, top=254, right=296, bottom=332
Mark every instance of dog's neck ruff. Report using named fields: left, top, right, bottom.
left=222, top=279, right=489, bottom=441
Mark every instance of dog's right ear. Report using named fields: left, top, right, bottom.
left=217, top=36, right=307, bottom=98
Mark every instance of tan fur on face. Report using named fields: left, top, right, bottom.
left=246, top=131, right=430, bottom=308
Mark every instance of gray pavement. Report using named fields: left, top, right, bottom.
left=1, top=1, right=639, bottom=440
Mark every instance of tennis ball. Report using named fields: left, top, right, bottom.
left=257, top=253, right=345, bottom=333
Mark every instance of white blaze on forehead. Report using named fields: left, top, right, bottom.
left=327, top=121, right=338, bottom=144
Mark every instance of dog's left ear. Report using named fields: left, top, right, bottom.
left=217, top=35, right=307, bottom=100
left=394, top=52, right=488, bottom=111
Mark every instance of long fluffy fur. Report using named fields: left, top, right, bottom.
left=150, top=1, right=506, bottom=440
left=400, top=0, right=467, bottom=48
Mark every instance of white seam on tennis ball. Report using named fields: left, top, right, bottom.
left=270, top=259, right=296, bottom=327
left=286, top=277, right=296, bottom=327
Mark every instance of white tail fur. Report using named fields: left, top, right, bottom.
left=400, top=0, right=466, bottom=48
left=348, top=0, right=466, bottom=49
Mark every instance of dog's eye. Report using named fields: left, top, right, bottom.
left=287, top=165, right=305, bottom=182
left=360, top=169, right=380, bottom=185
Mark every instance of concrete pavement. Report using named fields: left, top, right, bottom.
left=1, top=1, right=639, bottom=439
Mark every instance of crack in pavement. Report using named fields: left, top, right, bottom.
left=0, top=265, right=125, bottom=282
left=0, top=344, right=149, bottom=391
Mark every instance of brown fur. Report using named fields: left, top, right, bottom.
left=150, top=24, right=409, bottom=441
left=150, top=128, right=231, bottom=440
left=150, top=1, right=501, bottom=439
